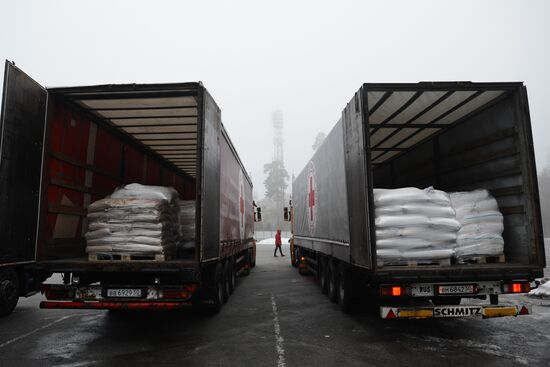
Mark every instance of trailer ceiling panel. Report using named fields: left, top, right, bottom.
left=77, top=96, right=197, bottom=109
left=95, top=107, right=198, bottom=118
left=59, top=90, right=200, bottom=178
left=366, top=84, right=512, bottom=165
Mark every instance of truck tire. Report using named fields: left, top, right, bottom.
left=327, top=260, right=338, bottom=303
left=319, top=258, right=328, bottom=295
left=228, top=258, right=236, bottom=295
left=0, top=269, right=19, bottom=316
left=250, top=245, right=256, bottom=268
left=197, top=263, right=224, bottom=314
left=241, top=250, right=251, bottom=276
left=292, top=246, right=300, bottom=267
left=338, top=264, right=355, bottom=312
left=222, top=261, right=230, bottom=303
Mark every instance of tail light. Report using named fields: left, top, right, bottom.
left=162, top=289, right=188, bottom=299
left=502, top=282, right=530, bottom=293
left=41, top=285, right=74, bottom=300
left=381, top=285, right=406, bottom=297
left=161, top=285, right=197, bottom=299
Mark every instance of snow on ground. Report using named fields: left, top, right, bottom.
left=528, top=278, right=550, bottom=297
left=257, top=237, right=290, bottom=245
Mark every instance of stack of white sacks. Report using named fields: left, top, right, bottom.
left=450, top=189, right=504, bottom=261
left=178, top=200, right=196, bottom=251
left=374, top=187, right=505, bottom=265
left=85, top=183, right=181, bottom=256
left=374, top=187, right=460, bottom=265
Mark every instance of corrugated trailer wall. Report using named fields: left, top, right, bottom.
left=38, top=99, right=195, bottom=260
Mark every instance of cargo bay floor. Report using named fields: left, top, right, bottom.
left=1, top=243, right=549, bottom=367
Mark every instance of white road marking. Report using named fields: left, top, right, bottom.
left=0, top=314, right=74, bottom=349
left=270, top=293, right=286, bottom=367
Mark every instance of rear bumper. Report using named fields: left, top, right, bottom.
left=40, top=301, right=190, bottom=310
left=381, top=304, right=531, bottom=319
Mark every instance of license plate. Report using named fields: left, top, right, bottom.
left=434, top=306, right=482, bottom=318
left=410, top=285, right=434, bottom=297
left=438, top=284, right=474, bottom=295
left=106, top=289, right=142, bottom=298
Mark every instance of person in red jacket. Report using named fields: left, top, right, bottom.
left=274, top=229, right=284, bottom=257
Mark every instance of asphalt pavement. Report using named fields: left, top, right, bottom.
left=0, top=243, right=549, bottom=367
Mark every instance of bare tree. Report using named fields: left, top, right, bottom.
left=312, top=132, right=326, bottom=151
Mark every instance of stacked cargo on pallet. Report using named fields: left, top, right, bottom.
left=85, top=184, right=182, bottom=259
left=373, top=186, right=505, bottom=265
left=374, top=187, right=459, bottom=265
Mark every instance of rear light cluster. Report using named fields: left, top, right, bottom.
left=161, top=284, right=198, bottom=299
left=380, top=285, right=406, bottom=297
left=502, top=282, right=530, bottom=293
left=41, top=285, right=75, bottom=300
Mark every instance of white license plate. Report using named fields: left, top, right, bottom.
left=106, top=289, right=142, bottom=298
left=438, top=284, right=474, bottom=295
left=410, top=285, right=434, bottom=297
left=434, top=306, right=482, bottom=318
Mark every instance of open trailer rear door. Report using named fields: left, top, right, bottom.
left=0, top=61, right=47, bottom=265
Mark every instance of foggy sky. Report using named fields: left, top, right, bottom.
left=1, top=0, right=549, bottom=199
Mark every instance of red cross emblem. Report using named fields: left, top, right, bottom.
left=240, top=184, right=244, bottom=222
left=307, top=161, right=316, bottom=234
left=309, top=176, right=315, bottom=220
left=238, top=171, right=245, bottom=238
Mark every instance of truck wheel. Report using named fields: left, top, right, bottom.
left=228, top=258, right=236, bottom=294
left=294, top=247, right=302, bottom=266
left=319, top=259, right=328, bottom=294
left=338, top=264, right=355, bottom=312
left=250, top=245, right=256, bottom=268
left=0, top=269, right=19, bottom=316
left=197, top=263, right=224, bottom=314
left=292, top=247, right=299, bottom=267
left=242, top=250, right=251, bottom=276
left=327, top=261, right=338, bottom=303
left=222, top=261, right=230, bottom=303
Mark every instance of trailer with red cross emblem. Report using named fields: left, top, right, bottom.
left=288, top=81, right=545, bottom=319
left=0, top=61, right=256, bottom=315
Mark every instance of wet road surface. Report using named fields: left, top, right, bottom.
left=1, top=243, right=549, bottom=367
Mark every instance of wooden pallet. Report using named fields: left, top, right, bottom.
left=377, top=258, right=451, bottom=268
left=88, top=252, right=170, bottom=262
left=456, top=254, right=506, bottom=264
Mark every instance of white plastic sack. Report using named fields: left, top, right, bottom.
left=454, top=198, right=499, bottom=219
left=374, top=187, right=450, bottom=207
left=110, top=183, right=178, bottom=202
left=375, top=204, right=455, bottom=218
left=377, top=249, right=455, bottom=260
left=429, top=217, right=461, bottom=231
left=460, top=222, right=504, bottom=236
left=377, top=237, right=454, bottom=250
left=375, top=215, right=430, bottom=228
left=376, top=227, right=457, bottom=242
left=449, top=189, right=490, bottom=208
left=454, top=242, right=504, bottom=257
left=460, top=211, right=503, bottom=225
